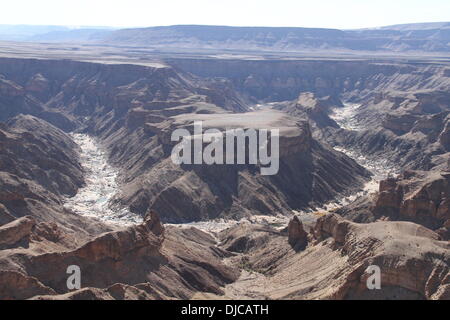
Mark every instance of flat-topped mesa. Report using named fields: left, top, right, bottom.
left=113, top=105, right=370, bottom=222
left=170, top=108, right=313, bottom=157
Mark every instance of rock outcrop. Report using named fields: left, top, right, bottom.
left=373, top=170, right=450, bottom=236
left=0, top=211, right=239, bottom=300
left=285, top=92, right=341, bottom=129
left=312, top=214, right=450, bottom=300
left=0, top=216, right=35, bottom=249
left=217, top=214, right=450, bottom=300
left=287, top=216, right=308, bottom=250
left=0, top=270, right=56, bottom=300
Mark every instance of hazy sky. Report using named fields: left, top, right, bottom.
left=1, top=0, right=449, bottom=29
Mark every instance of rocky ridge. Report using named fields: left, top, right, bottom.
left=212, top=214, right=450, bottom=300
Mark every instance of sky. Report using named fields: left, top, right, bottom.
left=1, top=0, right=449, bottom=29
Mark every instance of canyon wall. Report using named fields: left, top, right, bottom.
left=168, top=58, right=450, bottom=102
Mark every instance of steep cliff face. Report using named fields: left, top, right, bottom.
left=0, top=115, right=81, bottom=214
left=373, top=171, right=450, bottom=235
left=440, top=119, right=450, bottom=152
left=0, top=57, right=249, bottom=134
left=168, top=59, right=450, bottom=101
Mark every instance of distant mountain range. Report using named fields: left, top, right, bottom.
left=1, top=22, right=449, bottom=53
left=0, top=25, right=116, bottom=41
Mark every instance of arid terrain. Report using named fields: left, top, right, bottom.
left=0, top=23, right=449, bottom=300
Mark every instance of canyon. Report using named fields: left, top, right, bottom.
left=0, top=41, right=449, bottom=300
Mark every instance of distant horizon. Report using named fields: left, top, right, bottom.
left=0, top=21, right=449, bottom=31
left=1, top=0, right=449, bottom=30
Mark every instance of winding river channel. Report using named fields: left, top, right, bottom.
left=65, top=103, right=397, bottom=230
left=64, top=133, right=142, bottom=226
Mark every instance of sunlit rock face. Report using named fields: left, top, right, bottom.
left=216, top=213, right=450, bottom=300
left=374, top=170, right=450, bottom=234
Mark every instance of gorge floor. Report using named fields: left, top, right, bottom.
left=64, top=133, right=142, bottom=226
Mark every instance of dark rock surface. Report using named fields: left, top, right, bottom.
left=287, top=216, right=308, bottom=250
